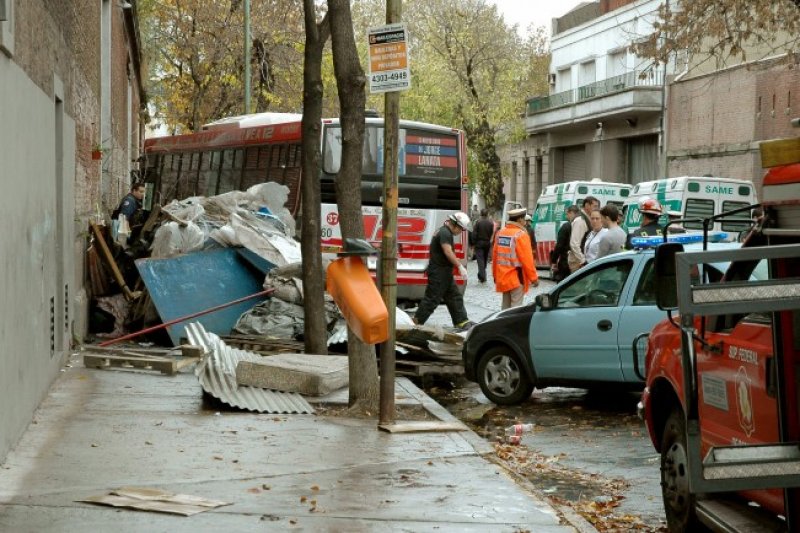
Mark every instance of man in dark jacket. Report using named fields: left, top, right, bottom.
left=472, top=209, right=495, bottom=283
left=550, top=205, right=577, bottom=282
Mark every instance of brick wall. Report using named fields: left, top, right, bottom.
left=600, top=0, right=639, bottom=14
left=667, top=55, right=799, bottom=191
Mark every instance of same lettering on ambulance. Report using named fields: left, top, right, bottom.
left=705, top=185, right=734, bottom=194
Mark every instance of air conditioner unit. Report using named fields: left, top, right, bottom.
left=548, top=73, right=556, bottom=85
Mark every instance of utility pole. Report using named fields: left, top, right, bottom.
left=378, top=0, right=401, bottom=426
left=244, top=0, right=251, bottom=114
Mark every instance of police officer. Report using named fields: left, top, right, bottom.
left=493, top=208, right=538, bottom=310
left=413, top=212, right=474, bottom=330
left=113, top=182, right=146, bottom=224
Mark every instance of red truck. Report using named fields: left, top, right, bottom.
left=639, top=136, right=800, bottom=532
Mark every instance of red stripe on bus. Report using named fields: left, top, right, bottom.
left=405, top=154, right=459, bottom=168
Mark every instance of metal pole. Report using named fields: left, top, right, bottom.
left=244, top=0, right=251, bottom=114
left=379, top=0, right=401, bottom=426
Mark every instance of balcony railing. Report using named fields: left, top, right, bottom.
left=527, top=70, right=664, bottom=115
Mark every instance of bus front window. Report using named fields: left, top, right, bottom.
left=322, top=127, right=343, bottom=174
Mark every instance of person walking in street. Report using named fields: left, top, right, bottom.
left=492, top=208, right=538, bottom=309
left=596, top=203, right=627, bottom=259
left=413, top=212, right=474, bottom=330
left=582, top=209, right=607, bottom=265
left=567, top=196, right=599, bottom=272
left=550, top=205, right=577, bottom=282
left=524, top=214, right=537, bottom=265
left=472, top=209, right=495, bottom=284
left=626, top=197, right=664, bottom=248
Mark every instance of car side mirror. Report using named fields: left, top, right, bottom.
left=654, top=243, right=683, bottom=311
left=535, top=293, right=553, bottom=310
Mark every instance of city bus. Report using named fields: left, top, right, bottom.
left=142, top=112, right=469, bottom=302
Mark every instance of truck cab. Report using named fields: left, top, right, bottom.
left=640, top=140, right=800, bottom=532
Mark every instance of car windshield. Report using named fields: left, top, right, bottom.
left=558, top=260, right=633, bottom=308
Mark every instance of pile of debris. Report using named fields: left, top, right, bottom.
left=85, top=182, right=464, bottom=381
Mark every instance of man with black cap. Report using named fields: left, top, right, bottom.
left=492, top=207, right=538, bottom=309
left=413, top=211, right=474, bottom=330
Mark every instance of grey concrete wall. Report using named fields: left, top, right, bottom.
left=0, top=59, right=76, bottom=459
left=0, top=0, right=143, bottom=461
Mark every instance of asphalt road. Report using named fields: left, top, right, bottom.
left=421, top=259, right=668, bottom=531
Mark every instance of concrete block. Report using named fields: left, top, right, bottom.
left=235, top=354, right=348, bottom=396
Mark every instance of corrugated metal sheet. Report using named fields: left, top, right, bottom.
left=185, top=322, right=314, bottom=414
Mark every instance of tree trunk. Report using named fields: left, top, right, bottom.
left=328, top=0, right=379, bottom=412
left=300, top=2, right=330, bottom=355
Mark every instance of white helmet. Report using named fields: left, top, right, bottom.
left=448, top=211, right=471, bottom=231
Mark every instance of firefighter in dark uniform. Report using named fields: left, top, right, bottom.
left=626, top=197, right=664, bottom=248
left=413, top=212, right=474, bottom=330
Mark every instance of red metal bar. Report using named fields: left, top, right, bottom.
left=97, top=289, right=274, bottom=347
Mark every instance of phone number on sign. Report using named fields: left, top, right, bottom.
left=371, top=71, right=408, bottom=83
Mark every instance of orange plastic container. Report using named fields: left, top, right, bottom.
left=326, top=256, right=389, bottom=344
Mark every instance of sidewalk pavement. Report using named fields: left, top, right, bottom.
left=0, top=352, right=576, bottom=532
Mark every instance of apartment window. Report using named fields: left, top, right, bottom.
left=579, top=60, right=596, bottom=86
left=557, top=67, right=571, bottom=92
left=607, top=50, right=626, bottom=79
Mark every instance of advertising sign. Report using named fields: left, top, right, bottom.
left=368, top=23, right=411, bottom=93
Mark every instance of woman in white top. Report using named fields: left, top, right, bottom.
left=597, top=203, right=627, bottom=259
left=582, top=209, right=607, bottom=265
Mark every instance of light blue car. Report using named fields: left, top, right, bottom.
left=462, top=243, right=729, bottom=405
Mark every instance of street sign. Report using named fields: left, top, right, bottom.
left=367, top=23, right=411, bottom=94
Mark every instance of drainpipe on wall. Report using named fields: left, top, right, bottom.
left=658, top=0, right=669, bottom=177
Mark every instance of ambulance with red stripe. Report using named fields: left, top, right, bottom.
left=532, top=179, right=632, bottom=269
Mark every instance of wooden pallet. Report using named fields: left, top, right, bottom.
left=220, top=335, right=305, bottom=355
left=82, top=353, right=200, bottom=375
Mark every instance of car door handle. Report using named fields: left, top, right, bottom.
left=597, top=320, right=613, bottom=331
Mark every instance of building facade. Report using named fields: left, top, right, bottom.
left=0, top=0, right=145, bottom=460
left=501, top=0, right=669, bottom=209
left=667, top=54, right=800, bottom=192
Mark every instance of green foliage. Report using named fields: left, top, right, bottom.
left=140, top=0, right=306, bottom=132
left=351, top=0, right=550, bottom=208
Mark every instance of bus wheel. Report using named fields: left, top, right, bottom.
left=661, top=409, right=704, bottom=532
left=476, top=346, right=533, bottom=406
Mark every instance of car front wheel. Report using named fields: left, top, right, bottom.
left=476, top=346, right=534, bottom=405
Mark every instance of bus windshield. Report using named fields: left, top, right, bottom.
left=322, top=124, right=460, bottom=181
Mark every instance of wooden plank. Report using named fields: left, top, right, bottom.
left=175, top=357, right=201, bottom=371
left=379, top=421, right=467, bottom=433
left=83, top=354, right=178, bottom=375
left=82, top=345, right=180, bottom=356
left=760, top=138, right=800, bottom=168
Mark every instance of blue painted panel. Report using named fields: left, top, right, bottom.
left=136, top=248, right=267, bottom=345
left=236, top=247, right=276, bottom=276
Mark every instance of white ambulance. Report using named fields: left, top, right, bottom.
left=621, top=176, right=757, bottom=237
left=532, top=179, right=633, bottom=268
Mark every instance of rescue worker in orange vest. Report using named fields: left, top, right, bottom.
left=492, top=207, right=539, bottom=309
